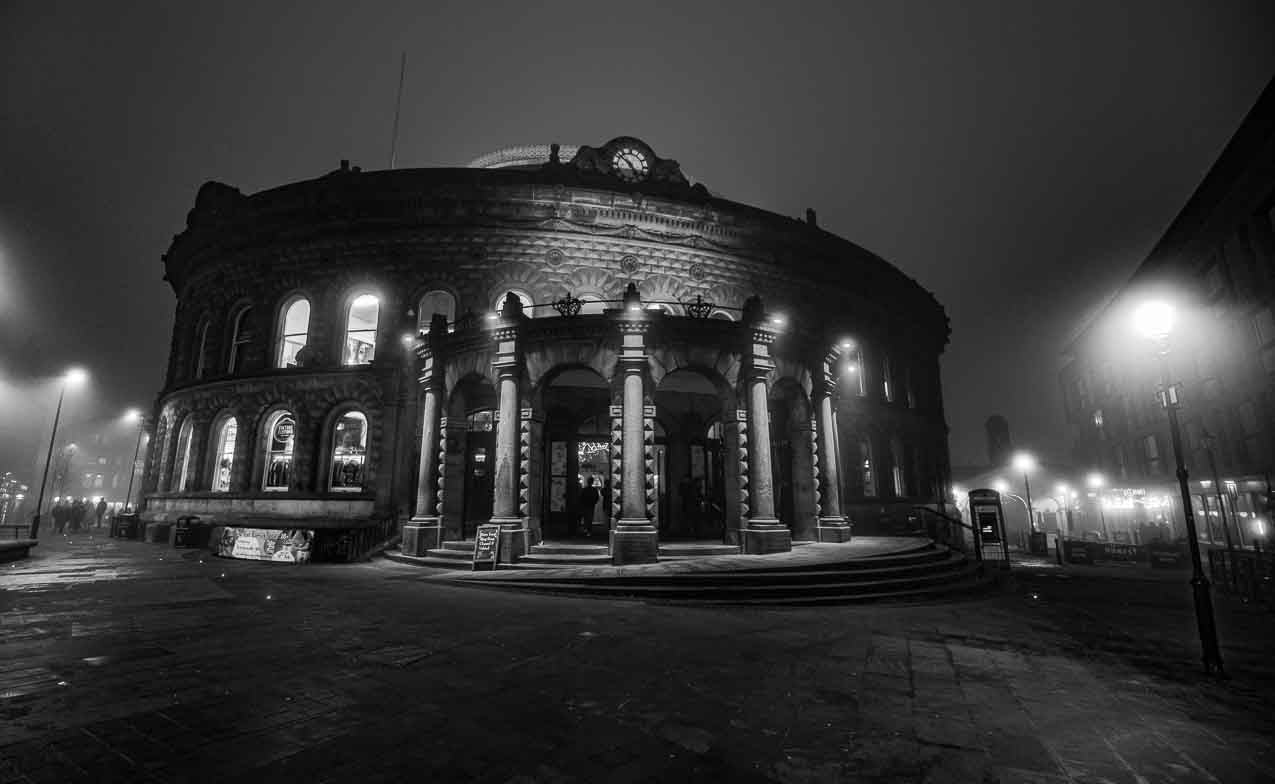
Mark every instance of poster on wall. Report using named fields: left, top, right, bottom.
left=216, top=526, right=314, bottom=563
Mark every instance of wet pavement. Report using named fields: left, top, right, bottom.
left=2, top=534, right=1273, bottom=783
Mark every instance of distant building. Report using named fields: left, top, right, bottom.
left=140, top=136, right=953, bottom=563
left=984, top=415, right=1013, bottom=467
left=1060, top=77, right=1275, bottom=547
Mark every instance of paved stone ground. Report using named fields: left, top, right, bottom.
left=1, top=533, right=1272, bottom=783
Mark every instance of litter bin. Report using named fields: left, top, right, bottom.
left=114, top=513, right=140, bottom=540
left=172, top=515, right=208, bottom=548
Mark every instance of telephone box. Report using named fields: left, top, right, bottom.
left=968, top=489, right=1010, bottom=566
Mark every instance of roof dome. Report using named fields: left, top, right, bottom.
left=467, top=144, right=580, bottom=170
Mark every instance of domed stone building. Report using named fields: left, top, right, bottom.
left=141, top=136, right=951, bottom=564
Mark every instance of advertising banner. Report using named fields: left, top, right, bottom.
left=216, top=526, right=314, bottom=563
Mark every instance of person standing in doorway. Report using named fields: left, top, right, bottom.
left=578, top=476, right=600, bottom=538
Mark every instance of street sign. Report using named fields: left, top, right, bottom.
left=472, top=524, right=500, bottom=571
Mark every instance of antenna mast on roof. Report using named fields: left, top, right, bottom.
left=388, top=52, right=406, bottom=170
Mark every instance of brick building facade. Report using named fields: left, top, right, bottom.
left=1060, top=79, right=1275, bottom=547
left=141, top=136, right=952, bottom=563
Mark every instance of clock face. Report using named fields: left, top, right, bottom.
left=610, top=146, right=649, bottom=182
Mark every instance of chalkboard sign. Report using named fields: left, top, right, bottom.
left=472, top=524, right=500, bottom=571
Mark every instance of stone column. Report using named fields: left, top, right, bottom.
left=815, top=380, right=852, bottom=542
left=402, top=320, right=446, bottom=555
left=741, top=313, right=791, bottom=554
left=488, top=300, right=529, bottom=562
left=612, top=321, right=659, bottom=564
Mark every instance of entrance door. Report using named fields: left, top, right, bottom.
left=461, top=411, right=495, bottom=539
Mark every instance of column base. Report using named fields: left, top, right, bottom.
left=401, top=518, right=444, bottom=556
left=742, top=519, right=792, bottom=554
left=816, top=517, right=853, bottom=543
left=611, top=520, right=659, bottom=565
left=489, top=516, right=529, bottom=564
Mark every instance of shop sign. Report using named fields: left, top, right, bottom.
left=472, top=524, right=500, bottom=571
left=217, top=526, right=313, bottom=563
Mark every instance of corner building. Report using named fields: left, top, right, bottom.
left=142, top=137, right=952, bottom=563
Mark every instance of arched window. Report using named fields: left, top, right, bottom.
left=263, top=411, right=296, bottom=491
left=227, top=306, right=252, bottom=374
left=710, top=310, right=734, bottom=321
left=277, top=297, right=310, bottom=368
left=343, top=294, right=380, bottom=365
left=416, top=290, right=456, bottom=334
left=211, top=416, right=238, bottom=492
left=891, top=437, right=906, bottom=497
left=193, top=321, right=210, bottom=379
left=330, top=411, right=368, bottom=492
left=174, top=418, right=194, bottom=491
left=860, top=438, right=877, bottom=497
left=882, top=355, right=894, bottom=402
left=493, top=290, right=534, bottom=317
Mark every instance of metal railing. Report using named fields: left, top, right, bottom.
left=912, top=505, right=982, bottom=563
left=1208, top=549, right=1274, bottom=607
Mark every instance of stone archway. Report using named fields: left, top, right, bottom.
left=769, top=379, right=817, bottom=541
left=653, top=368, right=736, bottom=541
left=535, top=366, right=614, bottom=540
left=442, top=374, right=498, bottom=541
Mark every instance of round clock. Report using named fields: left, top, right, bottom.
left=610, top=146, right=649, bottom=182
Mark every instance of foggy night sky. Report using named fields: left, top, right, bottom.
left=1, top=1, right=1273, bottom=476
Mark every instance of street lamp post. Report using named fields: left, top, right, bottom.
left=29, top=367, right=88, bottom=539
left=123, top=409, right=145, bottom=513
left=1012, top=451, right=1039, bottom=553
left=1136, top=300, right=1224, bottom=677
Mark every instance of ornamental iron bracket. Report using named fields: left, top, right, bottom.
left=553, top=292, right=584, bottom=318
left=685, top=295, right=713, bottom=319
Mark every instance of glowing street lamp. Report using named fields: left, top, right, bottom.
left=1134, top=298, right=1224, bottom=676
left=29, top=367, right=88, bottom=538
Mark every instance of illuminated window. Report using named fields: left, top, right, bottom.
left=174, top=418, right=194, bottom=491
left=193, top=321, right=210, bottom=379
left=277, top=297, right=310, bottom=368
left=343, top=294, right=380, bottom=365
left=891, top=437, right=905, bottom=496
left=1142, top=434, right=1162, bottom=476
left=211, top=417, right=238, bottom=492
left=330, top=411, right=368, bottom=492
left=1250, top=308, right=1275, bottom=346
left=859, top=438, right=876, bottom=497
left=227, top=306, right=252, bottom=374
left=417, top=290, right=456, bottom=334
left=263, top=411, right=296, bottom=491
left=493, top=290, right=534, bottom=317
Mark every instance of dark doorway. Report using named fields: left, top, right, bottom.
left=460, top=409, right=495, bottom=539
left=541, top=368, right=612, bottom=540
left=654, top=370, right=727, bottom=540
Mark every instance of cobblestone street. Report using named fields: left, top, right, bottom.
left=2, top=535, right=1272, bottom=783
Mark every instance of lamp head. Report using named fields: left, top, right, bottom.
left=1011, top=451, right=1036, bottom=474
left=1134, top=300, right=1176, bottom=341
left=65, top=367, right=88, bottom=386
left=124, top=408, right=142, bottom=423
left=1086, top=472, right=1105, bottom=489
left=992, top=478, right=1009, bottom=494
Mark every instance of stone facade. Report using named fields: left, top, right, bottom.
left=143, top=136, right=952, bottom=563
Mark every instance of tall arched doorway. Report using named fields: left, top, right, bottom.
left=443, top=374, right=497, bottom=540
left=540, top=367, right=612, bottom=540
left=654, top=369, right=729, bottom=540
